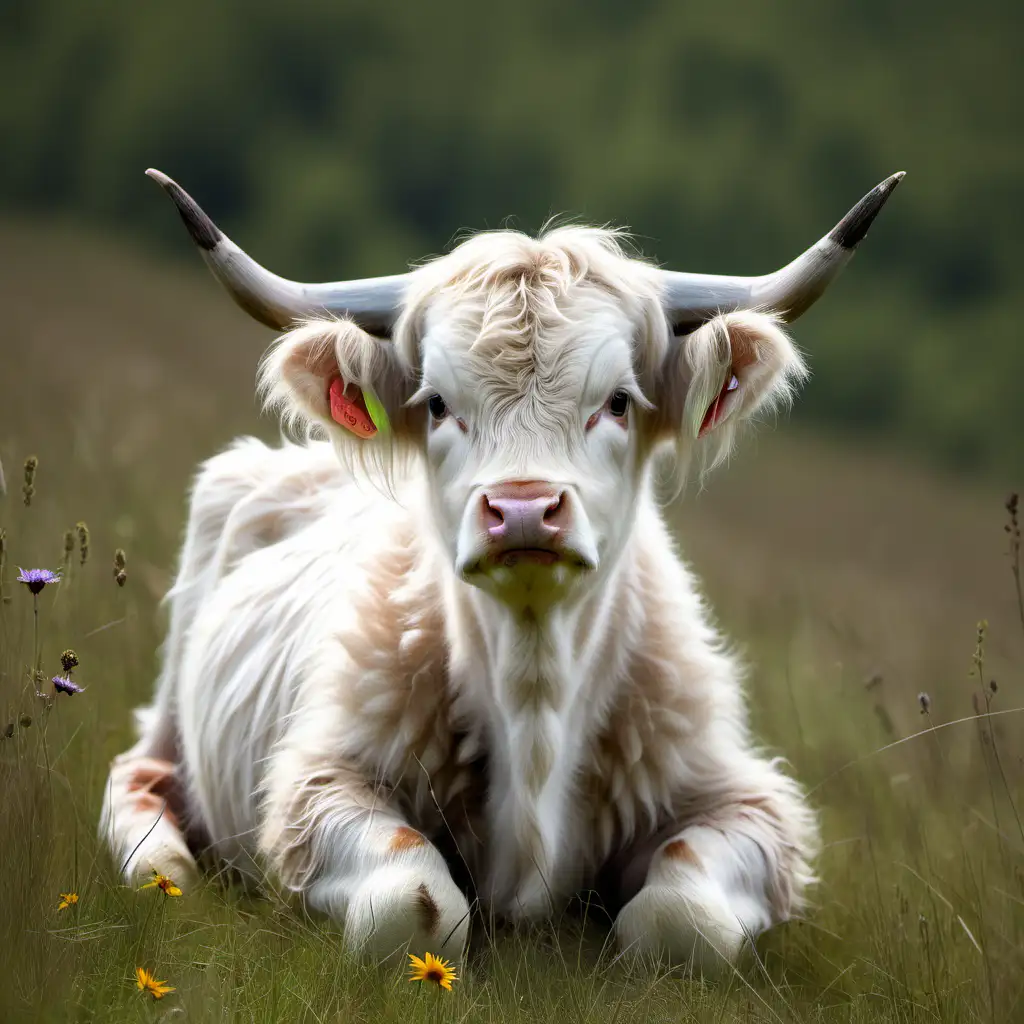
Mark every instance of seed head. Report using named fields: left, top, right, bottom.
left=3, top=722, right=13, bottom=739
left=19, top=714, right=32, bottom=729
left=60, top=650, right=79, bottom=672
left=113, top=549, right=127, bottom=587
left=75, top=522, right=90, bottom=567
left=918, top=692, right=932, bottom=715
left=22, top=455, right=38, bottom=506
left=62, top=529, right=75, bottom=565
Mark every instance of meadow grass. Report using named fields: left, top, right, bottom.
left=1, top=218, right=1023, bottom=1021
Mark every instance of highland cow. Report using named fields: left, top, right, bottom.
left=101, top=169, right=902, bottom=971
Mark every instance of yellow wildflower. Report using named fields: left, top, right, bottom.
left=135, top=966, right=175, bottom=1000
left=57, top=892, right=79, bottom=911
left=408, top=951, right=458, bottom=991
left=139, top=870, right=182, bottom=897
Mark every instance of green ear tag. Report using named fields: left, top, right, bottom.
left=362, top=389, right=391, bottom=435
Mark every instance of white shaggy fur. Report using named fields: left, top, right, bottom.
left=101, top=226, right=818, bottom=971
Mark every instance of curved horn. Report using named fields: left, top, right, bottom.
left=660, top=172, right=905, bottom=334
left=145, top=169, right=409, bottom=334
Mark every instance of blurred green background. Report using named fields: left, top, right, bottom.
left=2, top=0, right=1021, bottom=477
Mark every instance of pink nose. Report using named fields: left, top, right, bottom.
left=481, top=481, right=570, bottom=548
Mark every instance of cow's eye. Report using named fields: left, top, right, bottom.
left=427, top=394, right=448, bottom=420
left=608, top=389, right=631, bottom=418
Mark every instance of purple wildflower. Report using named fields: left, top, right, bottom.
left=17, top=567, right=62, bottom=595
left=52, top=675, right=85, bottom=696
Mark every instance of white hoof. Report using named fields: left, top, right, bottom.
left=121, top=836, right=199, bottom=891
left=340, top=864, right=471, bottom=963
left=614, top=879, right=751, bottom=975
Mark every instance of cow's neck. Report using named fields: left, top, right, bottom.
left=447, top=541, right=639, bottom=916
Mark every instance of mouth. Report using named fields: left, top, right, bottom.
left=489, top=548, right=562, bottom=568
left=469, top=545, right=597, bottom=574
left=458, top=537, right=599, bottom=579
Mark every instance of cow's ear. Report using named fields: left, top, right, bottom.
left=258, top=317, right=417, bottom=445
left=659, top=310, right=808, bottom=473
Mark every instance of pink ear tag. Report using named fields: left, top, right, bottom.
left=328, top=376, right=378, bottom=438
left=698, top=372, right=740, bottom=438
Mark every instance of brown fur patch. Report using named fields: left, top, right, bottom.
left=126, top=758, right=181, bottom=827
left=389, top=826, right=426, bottom=853
left=125, top=757, right=176, bottom=793
left=414, top=883, right=440, bottom=935
left=661, top=839, right=702, bottom=867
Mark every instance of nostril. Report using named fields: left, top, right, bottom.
left=543, top=492, right=568, bottom=531
left=481, top=494, right=505, bottom=529
left=543, top=494, right=564, bottom=523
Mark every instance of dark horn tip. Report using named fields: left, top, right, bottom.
left=829, top=171, right=906, bottom=250
left=145, top=168, right=223, bottom=252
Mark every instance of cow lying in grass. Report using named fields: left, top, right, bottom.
left=101, top=170, right=902, bottom=972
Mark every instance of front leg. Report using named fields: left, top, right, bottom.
left=260, top=728, right=470, bottom=963
left=614, top=761, right=818, bottom=974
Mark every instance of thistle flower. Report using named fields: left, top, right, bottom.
left=16, top=567, right=62, bottom=595
left=57, top=892, right=79, bottom=911
left=60, top=650, right=79, bottom=672
left=139, top=870, right=182, bottom=897
left=53, top=675, right=85, bottom=696
left=135, top=967, right=175, bottom=1000
left=23, top=455, right=38, bottom=507
left=408, top=951, right=458, bottom=991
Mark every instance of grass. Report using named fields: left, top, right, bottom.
left=1, top=216, right=1023, bottom=1021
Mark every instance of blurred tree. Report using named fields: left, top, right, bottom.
left=1, top=0, right=1019, bottom=476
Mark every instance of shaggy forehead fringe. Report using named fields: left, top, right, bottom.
left=394, top=223, right=671, bottom=385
